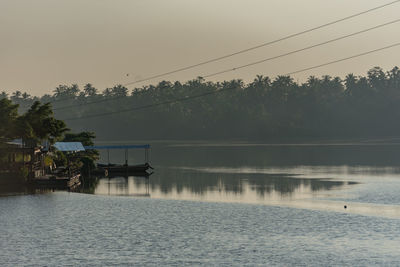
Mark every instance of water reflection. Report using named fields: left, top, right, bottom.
left=92, top=141, right=400, bottom=206
left=0, top=184, right=30, bottom=196
left=94, top=167, right=351, bottom=203
left=92, top=166, right=400, bottom=218
left=0, top=182, right=55, bottom=197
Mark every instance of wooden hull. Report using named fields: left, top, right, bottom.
left=92, top=163, right=153, bottom=177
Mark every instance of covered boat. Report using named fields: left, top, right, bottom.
left=84, top=144, right=153, bottom=177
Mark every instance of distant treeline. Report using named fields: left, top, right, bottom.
left=2, top=66, right=400, bottom=141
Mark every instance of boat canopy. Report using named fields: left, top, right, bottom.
left=84, top=145, right=150, bottom=150
left=54, top=142, right=85, bottom=152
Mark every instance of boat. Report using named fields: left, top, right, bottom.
left=91, top=163, right=153, bottom=177
left=84, top=144, right=154, bottom=177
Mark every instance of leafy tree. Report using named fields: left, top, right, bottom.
left=0, top=91, right=8, bottom=99
left=53, top=84, right=80, bottom=99
left=62, top=132, right=99, bottom=175
left=103, top=85, right=128, bottom=97
left=83, top=83, right=98, bottom=96
left=5, top=66, right=400, bottom=141
left=16, top=101, right=69, bottom=145
left=0, top=98, right=19, bottom=142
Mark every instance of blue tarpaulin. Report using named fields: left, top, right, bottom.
left=54, top=142, right=85, bottom=152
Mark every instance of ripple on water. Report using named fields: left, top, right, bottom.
left=1, top=192, right=400, bottom=266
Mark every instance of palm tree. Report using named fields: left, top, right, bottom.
left=17, top=101, right=69, bottom=146
left=0, top=98, right=19, bottom=142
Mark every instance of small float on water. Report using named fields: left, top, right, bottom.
left=85, top=144, right=153, bottom=177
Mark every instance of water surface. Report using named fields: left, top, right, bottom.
left=92, top=142, right=400, bottom=218
left=2, top=142, right=400, bottom=265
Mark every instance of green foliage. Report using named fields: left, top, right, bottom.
left=19, top=166, right=29, bottom=181
left=0, top=98, right=19, bottom=142
left=62, top=132, right=99, bottom=175
left=63, top=132, right=96, bottom=146
left=53, top=151, right=67, bottom=168
left=16, top=101, right=69, bottom=145
left=4, top=67, right=400, bottom=141
left=0, top=99, right=102, bottom=183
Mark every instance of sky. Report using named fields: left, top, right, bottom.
left=1, top=0, right=400, bottom=96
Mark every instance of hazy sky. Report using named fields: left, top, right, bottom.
left=1, top=0, right=400, bottom=96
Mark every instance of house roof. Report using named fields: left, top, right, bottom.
left=6, top=139, right=23, bottom=146
left=54, top=142, right=85, bottom=152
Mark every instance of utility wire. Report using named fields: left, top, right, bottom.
left=62, top=88, right=233, bottom=121
left=122, top=0, right=400, bottom=86
left=203, top=18, right=400, bottom=78
left=44, top=0, right=400, bottom=105
left=284, top=43, right=400, bottom=76
left=53, top=18, right=400, bottom=111
left=61, top=42, right=400, bottom=121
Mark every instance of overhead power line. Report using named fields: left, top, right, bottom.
left=53, top=18, right=400, bottom=111
left=44, top=0, right=400, bottom=106
left=284, top=43, right=400, bottom=76
left=61, top=42, right=400, bottom=121
left=203, top=18, right=400, bottom=78
left=62, top=87, right=233, bottom=121
left=122, top=0, right=400, bottom=86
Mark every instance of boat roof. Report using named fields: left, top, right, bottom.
left=84, top=144, right=150, bottom=150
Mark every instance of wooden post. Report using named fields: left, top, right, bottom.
left=67, top=154, right=70, bottom=178
left=30, top=148, right=34, bottom=180
left=125, top=148, right=128, bottom=177
left=107, top=149, right=110, bottom=166
left=145, top=148, right=149, bottom=163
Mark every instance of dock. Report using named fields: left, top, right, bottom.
left=34, top=174, right=81, bottom=190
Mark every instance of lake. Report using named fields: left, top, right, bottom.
left=1, top=141, right=400, bottom=265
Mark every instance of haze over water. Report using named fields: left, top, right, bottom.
left=2, top=0, right=400, bottom=265
left=1, top=0, right=400, bottom=95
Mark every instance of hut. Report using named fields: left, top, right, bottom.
left=0, top=140, right=85, bottom=190
left=0, top=139, right=46, bottom=182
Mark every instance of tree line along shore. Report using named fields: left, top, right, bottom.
left=2, top=66, right=400, bottom=141
left=0, top=98, right=98, bottom=183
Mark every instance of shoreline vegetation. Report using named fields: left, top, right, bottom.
left=0, top=99, right=98, bottom=186
left=2, top=66, right=400, bottom=142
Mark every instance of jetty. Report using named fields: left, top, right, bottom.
left=31, top=142, right=85, bottom=189
left=34, top=173, right=81, bottom=189
left=0, top=141, right=85, bottom=190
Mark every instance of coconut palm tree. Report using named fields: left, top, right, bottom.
left=0, top=98, right=19, bottom=142
left=16, top=101, right=69, bottom=146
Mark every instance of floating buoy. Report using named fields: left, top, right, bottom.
left=344, top=205, right=347, bottom=209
